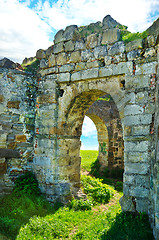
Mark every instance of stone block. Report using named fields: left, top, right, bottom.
left=132, top=125, right=150, bottom=136
left=53, top=42, right=64, bottom=54
left=94, top=46, right=107, bottom=59
left=126, top=152, right=149, bottom=163
left=135, top=91, right=148, bottom=104
left=7, top=101, right=20, bottom=109
left=143, top=47, right=156, bottom=58
left=147, top=35, right=155, bottom=47
left=99, top=66, right=112, bottom=77
left=33, top=156, right=51, bottom=167
left=48, top=54, right=56, bottom=67
left=56, top=52, right=67, bottom=65
left=0, top=134, right=7, bottom=148
left=101, top=29, right=120, bottom=44
left=57, top=72, right=70, bottom=82
left=108, top=41, right=125, bottom=56
left=144, top=103, right=155, bottom=114
left=135, top=175, right=150, bottom=188
left=81, top=68, right=98, bottom=80
left=59, top=64, right=74, bottom=73
left=63, top=25, right=78, bottom=41
left=124, top=114, right=152, bottom=126
left=46, top=45, right=54, bottom=57
left=129, top=186, right=149, bottom=198
left=124, top=104, right=144, bottom=116
left=102, top=15, right=122, bottom=29
left=40, top=68, right=58, bottom=77
left=70, top=51, right=81, bottom=63
left=125, top=162, right=149, bottom=174
left=124, top=174, right=149, bottom=188
left=40, top=59, right=48, bottom=69
left=124, top=141, right=149, bottom=152
left=127, top=49, right=141, bottom=61
left=75, top=40, right=86, bottom=50
left=135, top=61, right=157, bottom=75
left=71, top=71, right=81, bottom=82
left=111, top=62, right=130, bottom=75
left=86, top=33, right=98, bottom=49
left=104, top=56, right=112, bottom=65
left=15, top=135, right=26, bottom=143
left=65, top=40, right=75, bottom=52
left=86, top=61, right=101, bottom=69
left=81, top=49, right=94, bottom=62
left=54, top=29, right=64, bottom=44
left=75, top=62, right=86, bottom=71
left=36, top=49, right=46, bottom=59
left=125, top=75, right=149, bottom=89
left=37, top=94, right=56, bottom=104
left=126, top=39, right=143, bottom=52
left=125, top=92, right=136, bottom=104
left=111, top=53, right=127, bottom=64
left=124, top=174, right=135, bottom=185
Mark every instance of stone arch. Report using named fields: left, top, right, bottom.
left=53, top=76, right=125, bottom=200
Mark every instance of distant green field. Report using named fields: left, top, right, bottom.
left=80, top=150, right=98, bottom=172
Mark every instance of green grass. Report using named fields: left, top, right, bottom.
left=80, top=150, right=98, bottom=172
left=17, top=203, right=121, bottom=240
left=0, top=192, right=55, bottom=240
left=0, top=153, right=154, bottom=240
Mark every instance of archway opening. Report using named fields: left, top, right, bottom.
left=80, top=116, right=99, bottom=174
left=85, top=93, right=124, bottom=178
left=56, top=78, right=123, bottom=201
left=80, top=116, right=99, bottom=151
left=58, top=89, right=124, bottom=199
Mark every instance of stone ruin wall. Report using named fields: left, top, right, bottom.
left=0, top=15, right=159, bottom=239
left=0, top=66, right=36, bottom=196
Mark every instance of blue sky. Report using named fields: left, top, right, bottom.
left=0, top=0, right=159, bottom=150
left=81, top=117, right=98, bottom=150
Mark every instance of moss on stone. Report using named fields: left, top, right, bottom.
left=121, top=30, right=148, bottom=44
left=22, top=59, right=40, bottom=75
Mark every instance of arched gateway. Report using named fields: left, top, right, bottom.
left=0, top=15, right=159, bottom=239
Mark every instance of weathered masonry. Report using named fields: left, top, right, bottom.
left=0, top=15, right=159, bottom=239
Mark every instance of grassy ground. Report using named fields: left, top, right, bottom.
left=0, top=150, right=154, bottom=240
left=80, top=150, right=98, bottom=172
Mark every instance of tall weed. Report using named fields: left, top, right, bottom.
left=81, top=175, right=113, bottom=204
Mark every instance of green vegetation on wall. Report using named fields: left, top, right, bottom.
left=121, top=30, right=148, bottom=43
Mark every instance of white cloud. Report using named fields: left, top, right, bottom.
left=0, top=0, right=158, bottom=63
left=82, top=116, right=97, bottom=137
left=0, top=0, right=52, bottom=63
left=35, top=0, right=159, bottom=32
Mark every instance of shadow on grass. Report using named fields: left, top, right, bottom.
left=90, top=158, right=124, bottom=192
left=0, top=185, right=62, bottom=240
left=101, top=211, right=154, bottom=240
